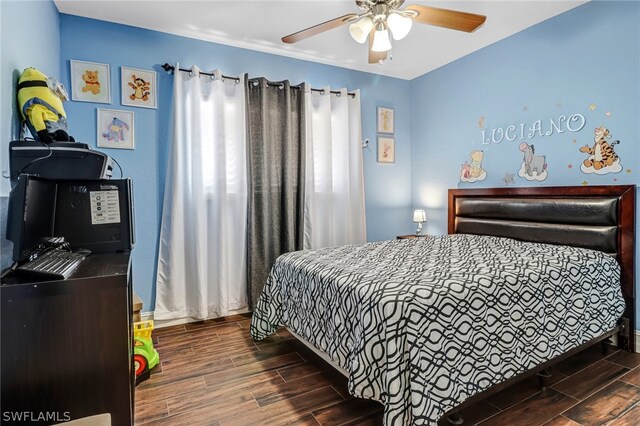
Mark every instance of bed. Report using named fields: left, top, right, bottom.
left=250, top=185, right=635, bottom=425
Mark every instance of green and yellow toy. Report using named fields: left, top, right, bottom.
left=133, top=320, right=160, bottom=385
left=17, top=67, right=75, bottom=143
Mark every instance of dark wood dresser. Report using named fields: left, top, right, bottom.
left=1, top=253, right=133, bottom=425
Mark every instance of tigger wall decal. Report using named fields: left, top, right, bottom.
left=579, top=126, right=623, bottom=174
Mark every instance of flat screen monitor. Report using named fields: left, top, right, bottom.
left=6, top=177, right=57, bottom=262
left=6, top=175, right=135, bottom=262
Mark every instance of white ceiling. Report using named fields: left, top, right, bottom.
left=54, top=0, right=588, bottom=80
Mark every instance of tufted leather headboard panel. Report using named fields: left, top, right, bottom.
left=448, top=185, right=636, bottom=350
left=454, top=197, right=618, bottom=255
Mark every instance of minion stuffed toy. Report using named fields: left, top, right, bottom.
left=17, top=67, right=74, bottom=143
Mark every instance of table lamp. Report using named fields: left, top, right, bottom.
left=413, top=209, right=426, bottom=235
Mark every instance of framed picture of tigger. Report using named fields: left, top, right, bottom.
left=121, top=67, right=157, bottom=109
left=70, top=60, right=111, bottom=104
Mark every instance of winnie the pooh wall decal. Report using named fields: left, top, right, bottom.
left=122, top=67, right=157, bottom=109
left=579, top=126, right=622, bottom=175
left=460, top=150, right=486, bottom=183
left=70, top=60, right=111, bottom=104
left=518, top=142, right=548, bottom=181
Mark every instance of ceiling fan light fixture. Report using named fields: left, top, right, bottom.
left=280, top=1, right=487, bottom=65
left=371, top=24, right=392, bottom=52
left=348, top=16, right=373, bottom=44
left=387, top=12, right=412, bottom=40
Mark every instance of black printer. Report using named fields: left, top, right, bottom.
left=9, top=141, right=114, bottom=181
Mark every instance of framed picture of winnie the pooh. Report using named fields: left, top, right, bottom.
left=121, top=67, right=157, bottom=109
left=70, top=60, right=111, bottom=104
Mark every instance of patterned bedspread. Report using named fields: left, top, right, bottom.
left=250, top=234, right=625, bottom=425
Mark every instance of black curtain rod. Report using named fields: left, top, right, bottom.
left=161, top=63, right=240, bottom=82
left=161, top=63, right=356, bottom=98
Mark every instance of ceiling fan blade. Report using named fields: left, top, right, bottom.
left=406, top=5, right=486, bottom=33
left=368, top=28, right=388, bottom=64
left=282, top=14, right=358, bottom=43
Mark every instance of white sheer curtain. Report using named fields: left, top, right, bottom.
left=304, top=87, right=366, bottom=249
left=155, top=65, right=248, bottom=320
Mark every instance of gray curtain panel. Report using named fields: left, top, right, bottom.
left=245, top=77, right=306, bottom=309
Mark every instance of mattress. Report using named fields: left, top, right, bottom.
left=250, top=234, right=625, bottom=425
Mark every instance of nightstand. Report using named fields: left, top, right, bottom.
left=396, top=234, right=429, bottom=239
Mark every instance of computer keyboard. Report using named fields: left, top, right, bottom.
left=17, top=249, right=86, bottom=280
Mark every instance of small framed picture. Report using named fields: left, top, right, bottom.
left=121, top=67, right=157, bottom=109
left=377, top=106, right=394, bottom=134
left=70, top=60, right=111, bottom=104
left=377, top=136, right=395, bottom=164
left=97, top=109, right=134, bottom=150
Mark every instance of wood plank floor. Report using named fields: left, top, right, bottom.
left=135, top=314, right=640, bottom=425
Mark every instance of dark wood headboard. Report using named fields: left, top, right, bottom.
left=448, top=185, right=635, bottom=351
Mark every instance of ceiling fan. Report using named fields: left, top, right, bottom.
left=282, top=0, right=487, bottom=64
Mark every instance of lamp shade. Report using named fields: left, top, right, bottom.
left=413, top=209, right=426, bottom=223
left=387, top=12, right=413, bottom=40
left=371, top=27, right=392, bottom=52
left=349, top=17, right=373, bottom=44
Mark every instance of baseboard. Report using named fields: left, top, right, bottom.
left=140, top=311, right=154, bottom=322
left=149, top=307, right=251, bottom=329
left=636, top=330, right=640, bottom=353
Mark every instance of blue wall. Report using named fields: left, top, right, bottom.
left=59, top=14, right=414, bottom=312
left=409, top=1, right=640, bottom=328
left=3, top=1, right=638, bottom=332
left=0, top=0, right=61, bottom=269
